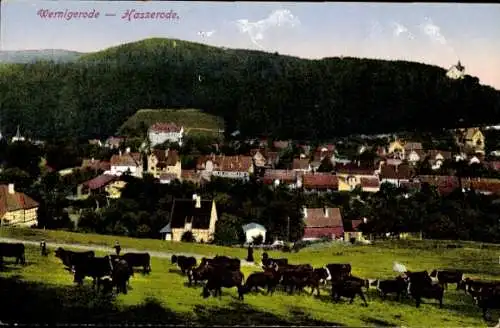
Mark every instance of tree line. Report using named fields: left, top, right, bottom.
left=1, top=38, right=499, bottom=142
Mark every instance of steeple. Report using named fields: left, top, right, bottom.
left=456, top=60, right=464, bottom=72
left=12, top=125, right=25, bottom=143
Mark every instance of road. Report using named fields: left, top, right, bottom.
left=0, top=237, right=258, bottom=267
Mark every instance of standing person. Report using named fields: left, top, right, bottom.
left=40, top=240, right=47, bottom=257
left=246, top=245, right=254, bottom=262
left=113, top=241, right=121, bottom=256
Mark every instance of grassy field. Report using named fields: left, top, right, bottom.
left=118, top=108, right=225, bottom=139
left=1, top=228, right=500, bottom=326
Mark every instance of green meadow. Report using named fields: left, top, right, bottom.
left=0, top=228, right=499, bottom=326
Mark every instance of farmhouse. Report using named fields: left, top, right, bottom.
left=161, top=194, right=218, bottom=242
left=148, top=122, right=184, bottom=147
left=242, top=222, right=267, bottom=244
left=335, top=162, right=377, bottom=191
left=81, top=158, right=111, bottom=171
left=197, top=155, right=254, bottom=181
left=301, top=173, right=338, bottom=193
left=147, top=149, right=181, bottom=180
left=379, top=163, right=414, bottom=187
left=109, top=149, right=143, bottom=178
left=302, top=207, right=344, bottom=241
left=78, top=174, right=126, bottom=199
left=0, top=184, right=39, bottom=227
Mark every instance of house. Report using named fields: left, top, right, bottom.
left=301, top=173, right=338, bottom=192
left=78, top=174, right=126, bottom=199
left=105, top=137, right=124, bottom=149
left=456, top=128, right=485, bottom=154
left=378, top=163, right=414, bottom=187
left=360, top=177, right=380, bottom=193
left=262, top=169, right=298, bottom=188
left=0, top=184, right=39, bottom=227
left=335, top=162, right=378, bottom=192
left=415, top=175, right=460, bottom=195
left=344, top=218, right=365, bottom=242
left=446, top=61, right=465, bottom=80
left=292, top=158, right=311, bottom=172
left=197, top=155, right=254, bottom=181
left=147, top=149, right=181, bottom=180
left=387, top=139, right=406, bottom=160
left=81, top=158, right=111, bottom=172
left=160, top=194, right=218, bottom=242
left=302, top=207, right=344, bottom=241
left=181, top=170, right=204, bottom=184
left=426, top=150, right=452, bottom=170
left=88, top=139, right=103, bottom=147
left=148, top=122, right=184, bottom=147
left=109, top=149, right=143, bottom=178
left=242, top=223, right=267, bottom=244
left=251, top=150, right=267, bottom=168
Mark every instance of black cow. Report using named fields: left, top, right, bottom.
left=111, top=257, right=133, bottom=294
left=407, top=271, right=444, bottom=308
left=73, top=256, right=114, bottom=289
left=0, top=242, right=26, bottom=265
left=474, top=286, right=500, bottom=320
left=280, top=264, right=314, bottom=294
left=119, top=253, right=151, bottom=274
left=171, top=255, right=197, bottom=275
left=244, top=268, right=281, bottom=295
left=370, top=277, right=409, bottom=300
left=55, top=247, right=95, bottom=272
left=262, top=257, right=289, bottom=270
left=299, top=268, right=331, bottom=296
left=331, top=279, right=368, bottom=306
left=325, top=263, right=352, bottom=282
left=460, top=278, right=500, bottom=295
left=202, top=266, right=245, bottom=300
left=429, top=269, right=464, bottom=290
left=344, top=275, right=370, bottom=290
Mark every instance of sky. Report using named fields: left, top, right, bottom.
left=2, top=1, right=500, bottom=89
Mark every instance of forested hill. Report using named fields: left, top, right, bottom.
left=0, top=37, right=499, bottom=140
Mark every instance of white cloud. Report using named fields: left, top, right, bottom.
left=419, top=17, right=447, bottom=45
left=197, top=30, right=216, bottom=39
left=391, top=22, right=415, bottom=40
left=235, top=9, right=300, bottom=49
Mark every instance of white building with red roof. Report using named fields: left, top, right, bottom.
left=148, top=122, right=184, bottom=147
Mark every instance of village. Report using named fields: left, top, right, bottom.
left=2, top=117, right=500, bottom=247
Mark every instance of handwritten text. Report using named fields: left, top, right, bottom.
left=37, top=9, right=100, bottom=20
left=121, top=9, right=179, bottom=21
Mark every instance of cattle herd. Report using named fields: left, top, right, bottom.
left=2, top=241, right=500, bottom=321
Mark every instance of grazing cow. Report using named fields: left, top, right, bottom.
left=190, top=258, right=236, bottom=286
left=407, top=271, right=444, bottom=308
left=202, top=267, right=245, bottom=300
left=171, top=255, right=197, bottom=275
left=55, top=247, right=95, bottom=272
left=119, top=253, right=151, bottom=274
left=474, top=286, right=500, bottom=320
left=370, top=277, right=409, bottom=300
left=73, top=256, right=114, bottom=289
left=344, top=275, right=370, bottom=290
left=325, top=263, right=352, bottom=282
left=244, top=268, right=281, bottom=295
left=0, top=242, right=26, bottom=265
left=429, top=269, right=464, bottom=290
left=300, top=268, right=331, bottom=296
left=331, top=279, right=368, bottom=306
left=262, top=258, right=289, bottom=270
left=111, top=257, right=133, bottom=294
left=460, top=278, right=500, bottom=295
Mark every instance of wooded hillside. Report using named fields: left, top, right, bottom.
left=0, top=37, right=499, bottom=140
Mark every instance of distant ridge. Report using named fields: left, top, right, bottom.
left=0, top=49, right=84, bottom=63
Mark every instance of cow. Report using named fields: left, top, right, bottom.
left=344, top=275, right=370, bottom=291
left=299, top=268, right=331, bottom=296
left=325, top=263, right=352, bottom=282
left=0, top=242, right=26, bottom=265
left=429, top=269, right=464, bottom=290
left=73, top=256, right=114, bottom=289
left=331, top=279, right=368, bottom=306
left=407, top=271, right=444, bottom=308
left=244, top=268, right=281, bottom=295
left=119, top=253, right=151, bottom=274
left=474, top=285, right=500, bottom=320
left=201, top=266, right=245, bottom=300
left=171, top=255, right=197, bottom=275
left=370, top=277, right=409, bottom=301
left=280, top=264, right=314, bottom=295
left=54, top=247, right=95, bottom=273
left=190, top=257, right=238, bottom=286
left=111, top=257, right=133, bottom=294
left=460, top=278, right=500, bottom=296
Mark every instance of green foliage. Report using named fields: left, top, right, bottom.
left=252, top=234, right=264, bottom=245
left=1, top=38, right=499, bottom=141
left=181, top=230, right=196, bottom=243
left=213, top=214, right=244, bottom=245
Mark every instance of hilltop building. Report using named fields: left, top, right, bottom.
left=446, top=61, right=465, bottom=80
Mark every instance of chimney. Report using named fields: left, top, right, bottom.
left=8, top=183, right=15, bottom=194
left=195, top=195, right=201, bottom=209
left=302, top=206, right=307, bottom=218
left=324, top=207, right=329, bottom=217
left=126, top=147, right=131, bottom=153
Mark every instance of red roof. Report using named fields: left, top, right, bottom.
left=380, top=164, right=413, bottom=180
left=292, top=158, right=310, bottom=170
left=416, top=175, right=460, bottom=194
left=302, top=174, right=338, bottom=189
left=262, top=169, right=296, bottom=184
left=304, top=207, right=343, bottom=228
left=0, top=185, right=39, bottom=218
left=149, top=122, right=182, bottom=133
left=335, top=163, right=376, bottom=176
left=82, top=174, right=117, bottom=190
left=351, top=219, right=363, bottom=231
left=360, top=177, right=380, bottom=188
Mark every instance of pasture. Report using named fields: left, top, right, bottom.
left=118, top=108, right=225, bottom=139
left=1, top=229, right=500, bottom=326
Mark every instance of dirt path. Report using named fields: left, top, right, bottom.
left=0, top=237, right=258, bottom=267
